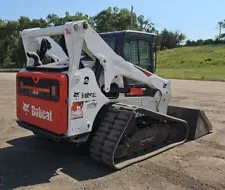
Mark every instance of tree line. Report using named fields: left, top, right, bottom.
left=0, top=6, right=187, bottom=68
left=185, top=38, right=225, bottom=47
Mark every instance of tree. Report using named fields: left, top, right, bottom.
left=217, top=20, right=225, bottom=36
left=46, top=12, right=94, bottom=27
left=216, top=19, right=225, bottom=40
left=137, top=15, right=157, bottom=33
left=93, top=7, right=132, bottom=32
left=93, top=6, right=156, bottom=33
left=158, top=29, right=186, bottom=49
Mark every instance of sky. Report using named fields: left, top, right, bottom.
left=0, top=0, right=224, bottom=40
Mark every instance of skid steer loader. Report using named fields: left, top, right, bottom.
left=16, top=20, right=213, bottom=170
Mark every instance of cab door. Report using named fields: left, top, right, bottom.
left=122, top=34, right=155, bottom=72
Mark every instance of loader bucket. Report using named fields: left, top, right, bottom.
left=167, top=105, right=213, bottom=140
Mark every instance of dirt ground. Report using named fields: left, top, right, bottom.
left=0, top=73, right=225, bottom=190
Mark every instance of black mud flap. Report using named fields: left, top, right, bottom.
left=167, top=105, right=213, bottom=140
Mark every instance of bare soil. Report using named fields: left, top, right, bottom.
left=0, top=73, right=225, bottom=190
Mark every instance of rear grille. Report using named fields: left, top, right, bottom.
left=17, top=77, right=60, bottom=101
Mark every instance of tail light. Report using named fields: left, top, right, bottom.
left=20, top=81, right=24, bottom=90
left=51, top=85, right=59, bottom=99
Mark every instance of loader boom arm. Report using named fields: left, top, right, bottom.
left=21, top=20, right=171, bottom=114
left=82, top=22, right=171, bottom=113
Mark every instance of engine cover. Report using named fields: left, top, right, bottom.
left=16, top=70, right=68, bottom=134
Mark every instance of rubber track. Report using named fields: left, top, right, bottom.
left=89, top=103, right=188, bottom=170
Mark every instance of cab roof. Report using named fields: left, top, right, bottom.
left=99, top=30, right=157, bottom=36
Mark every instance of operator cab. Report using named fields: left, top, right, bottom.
left=59, top=30, right=157, bottom=73
left=58, top=30, right=158, bottom=98
left=99, top=30, right=157, bottom=73
left=98, top=31, right=158, bottom=98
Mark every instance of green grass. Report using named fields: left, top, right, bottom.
left=156, top=67, right=225, bottom=81
left=155, top=44, right=225, bottom=81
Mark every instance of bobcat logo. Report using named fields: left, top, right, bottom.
left=71, top=101, right=84, bottom=119
left=23, top=102, right=30, bottom=115
left=22, top=102, right=52, bottom=121
left=73, top=92, right=80, bottom=98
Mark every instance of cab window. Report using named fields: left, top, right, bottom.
left=124, top=39, right=150, bottom=70
left=101, top=36, right=116, bottom=50
left=124, top=40, right=139, bottom=65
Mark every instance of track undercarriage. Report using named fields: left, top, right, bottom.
left=90, top=103, right=189, bottom=170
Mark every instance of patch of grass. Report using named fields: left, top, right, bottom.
left=156, top=45, right=225, bottom=81
left=157, top=44, right=225, bottom=68
left=156, top=67, right=225, bottom=81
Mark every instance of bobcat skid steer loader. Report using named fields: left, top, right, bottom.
left=16, top=20, right=213, bottom=170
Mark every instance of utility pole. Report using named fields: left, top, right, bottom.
left=130, top=5, right=134, bottom=30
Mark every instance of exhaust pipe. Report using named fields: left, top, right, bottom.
left=167, top=105, right=213, bottom=140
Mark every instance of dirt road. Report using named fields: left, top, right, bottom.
left=0, top=73, right=225, bottom=190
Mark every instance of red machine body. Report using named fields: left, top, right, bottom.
left=16, top=70, right=68, bottom=134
